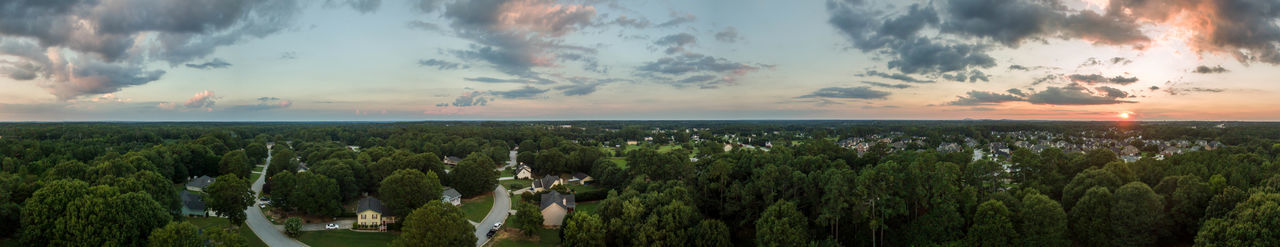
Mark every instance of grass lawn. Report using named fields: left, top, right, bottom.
left=492, top=217, right=560, bottom=247
left=609, top=157, right=628, bottom=169
left=459, top=193, right=495, bottom=222
left=574, top=201, right=601, bottom=215
left=254, top=165, right=265, bottom=172
left=500, top=168, right=514, bottom=177
left=184, top=217, right=268, bottom=247
left=657, top=144, right=683, bottom=153
left=297, top=230, right=398, bottom=247
left=502, top=179, right=531, bottom=191
left=567, top=184, right=605, bottom=194
left=250, top=172, right=261, bottom=182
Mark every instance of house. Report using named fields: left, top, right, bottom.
left=357, top=197, right=396, bottom=230
left=443, top=156, right=463, bottom=166
left=442, top=188, right=462, bottom=206
left=515, top=165, right=534, bottom=179
left=540, top=191, right=576, bottom=226
left=626, top=140, right=639, bottom=145
left=185, top=175, right=215, bottom=192
left=180, top=190, right=207, bottom=217
left=567, top=172, right=593, bottom=185
left=532, top=175, right=562, bottom=192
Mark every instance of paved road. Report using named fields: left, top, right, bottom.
left=301, top=219, right=355, bottom=231
left=245, top=144, right=308, bottom=247
left=507, top=150, right=517, bottom=168
left=474, top=185, right=511, bottom=246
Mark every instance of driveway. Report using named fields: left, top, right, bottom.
left=301, top=219, right=355, bottom=231
left=474, top=185, right=511, bottom=246
left=244, top=144, right=309, bottom=247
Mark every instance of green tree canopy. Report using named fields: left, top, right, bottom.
left=1195, top=192, right=1280, bottom=246
left=563, top=213, right=606, bottom=247
left=1019, top=191, right=1069, bottom=247
left=451, top=153, right=499, bottom=197
left=219, top=150, right=253, bottom=179
left=966, top=200, right=1018, bottom=247
left=393, top=201, right=476, bottom=247
left=513, top=200, right=543, bottom=237
left=1069, top=186, right=1114, bottom=247
left=205, top=174, right=254, bottom=227
left=756, top=200, right=808, bottom=247
left=1112, top=182, right=1166, bottom=247
left=379, top=169, right=443, bottom=216
left=149, top=221, right=202, bottom=247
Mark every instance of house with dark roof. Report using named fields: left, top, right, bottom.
left=567, top=172, right=593, bottom=185
left=442, top=187, right=462, bottom=206
left=185, top=175, right=215, bottom=192
left=540, top=191, right=576, bottom=226
left=443, top=156, right=463, bottom=166
left=532, top=175, right=562, bottom=192
left=357, top=196, right=395, bottom=230
left=515, top=164, right=534, bottom=179
left=180, top=190, right=207, bottom=217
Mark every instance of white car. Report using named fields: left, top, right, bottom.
left=492, top=222, right=502, bottom=230
left=325, top=223, right=339, bottom=230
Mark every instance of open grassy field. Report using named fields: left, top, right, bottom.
left=184, top=217, right=268, bottom=247
left=608, top=157, right=628, bottom=169
left=459, top=193, right=495, bottom=222
left=574, top=201, right=602, bottom=215
left=297, top=230, right=398, bottom=247
left=501, top=168, right=515, bottom=177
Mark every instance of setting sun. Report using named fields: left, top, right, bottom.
left=1119, top=112, right=1131, bottom=119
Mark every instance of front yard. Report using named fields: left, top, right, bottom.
left=502, top=179, right=532, bottom=191
left=489, top=217, right=561, bottom=247
left=184, top=217, right=268, bottom=247
left=459, top=193, right=495, bottom=222
left=297, top=229, right=398, bottom=247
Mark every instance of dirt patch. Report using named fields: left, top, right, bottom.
left=491, top=227, right=540, bottom=243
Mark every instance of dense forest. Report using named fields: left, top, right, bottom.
left=0, top=121, right=1277, bottom=246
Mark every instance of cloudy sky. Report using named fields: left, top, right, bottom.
left=2, top=0, right=1280, bottom=121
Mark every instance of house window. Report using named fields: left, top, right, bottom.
left=361, top=215, right=365, bottom=219
left=373, top=215, right=378, bottom=219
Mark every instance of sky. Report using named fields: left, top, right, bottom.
left=2, top=0, right=1280, bottom=121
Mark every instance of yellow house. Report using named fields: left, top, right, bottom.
left=357, top=197, right=395, bottom=230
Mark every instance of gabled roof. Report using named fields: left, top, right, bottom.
left=180, top=190, right=205, bottom=211
left=186, top=175, right=215, bottom=188
left=442, top=188, right=462, bottom=199
left=444, top=156, right=463, bottom=164
left=357, top=196, right=385, bottom=215
left=571, top=172, right=590, bottom=180
left=540, top=191, right=576, bottom=211
left=533, top=175, right=559, bottom=189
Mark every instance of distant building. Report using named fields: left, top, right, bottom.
left=185, top=175, right=215, bottom=192
left=532, top=175, right=563, bottom=192
left=441, top=188, right=462, bottom=206
left=443, top=156, right=463, bottom=166
left=567, top=172, right=593, bottom=185
left=540, top=191, right=576, bottom=226
left=515, top=165, right=534, bottom=179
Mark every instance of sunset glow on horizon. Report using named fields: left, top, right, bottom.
left=2, top=0, right=1280, bottom=121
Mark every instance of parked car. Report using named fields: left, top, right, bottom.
left=486, top=223, right=502, bottom=237
left=325, top=223, right=339, bottom=230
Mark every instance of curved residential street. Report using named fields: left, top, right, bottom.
left=474, top=185, right=511, bottom=246
left=245, top=144, right=308, bottom=247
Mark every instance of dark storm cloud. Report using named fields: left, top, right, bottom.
left=1193, top=65, right=1229, bottom=74
left=715, top=27, right=742, bottom=43
left=862, top=70, right=934, bottom=83
left=0, top=0, right=301, bottom=100
left=862, top=81, right=912, bottom=89
left=184, top=58, right=233, bottom=70
left=634, top=53, right=762, bottom=87
left=655, top=33, right=697, bottom=54
left=887, top=38, right=997, bottom=74
left=448, top=91, right=489, bottom=107
left=465, top=76, right=555, bottom=85
left=418, top=59, right=469, bottom=70
left=1095, top=86, right=1130, bottom=98
left=1006, top=88, right=1026, bottom=96
left=1025, top=84, right=1135, bottom=105
left=490, top=86, right=550, bottom=99
left=942, top=69, right=990, bottom=82
left=797, top=86, right=891, bottom=100
left=1103, top=0, right=1280, bottom=64
left=948, top=90, right=1023, bottom=105
left=1068, top=74, right=1139, bottom=85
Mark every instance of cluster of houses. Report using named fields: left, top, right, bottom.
left=180, top=175, right=216, bottom=217
left=354, top=187, right=464, bottom=231
left=516, top=164, right=594, bottom=226
left=837, top=129, right=1227, bottom=164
